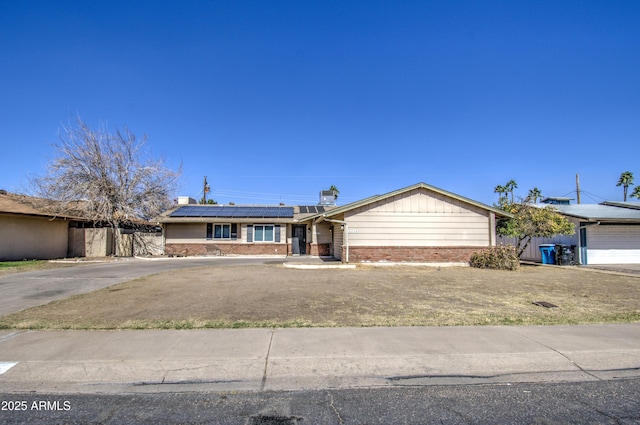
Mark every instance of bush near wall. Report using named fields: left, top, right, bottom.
left=469, top=246, right=520, bottom=271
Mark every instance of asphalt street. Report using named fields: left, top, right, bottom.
left=2, top=379, right=639, bottom=424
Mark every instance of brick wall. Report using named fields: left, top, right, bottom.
left=309, top=243, right=332, bottom=256
left=345, top=246, right=479, bottom=263
left=165, top=243, right=286, bottom=256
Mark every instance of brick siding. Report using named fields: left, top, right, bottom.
left=345, top=246, right=479, bottom=263
left=309, top=243, right=332, bottom=256
left=165, top=243, right=286, bottom=256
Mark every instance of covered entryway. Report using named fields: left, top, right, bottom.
left=291, top=225, right=307, bottom=255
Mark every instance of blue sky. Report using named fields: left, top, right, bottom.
left=1, top=0, right=639, bottom=206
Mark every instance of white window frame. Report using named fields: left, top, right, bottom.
left=207, top=223, right=235, bottom=240
left=215, top=223, right=231, bottom=239
left=254, top=224, right=275, bottom=242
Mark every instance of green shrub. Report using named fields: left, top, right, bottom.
left=469, top=246, right=519, bottom=271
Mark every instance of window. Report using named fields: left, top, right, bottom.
left=215, top=224, right=230, bottom=239
left=247, top=224, right=280, bottom=243
left=254, top=224, right=274, bottom=242
left=207, top=223, right=237, bottom=240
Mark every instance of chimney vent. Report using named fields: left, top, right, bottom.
left=319, top=190, right=336, bottom=206
left=177, top=196, right=197, bottom=205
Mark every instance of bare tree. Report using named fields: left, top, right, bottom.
left=33, top=118, right=181, bottom=249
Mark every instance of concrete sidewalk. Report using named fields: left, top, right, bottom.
left=1, top=324, right=639, bottom=394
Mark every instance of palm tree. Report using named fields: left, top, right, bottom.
left=505, top=179, right=518, bottom=202
left=617, top=171, right=634, bottom=201
left=631, top=186, right=640, bottom=200
left=329, top=185, right=340, bottom=200
left=527, top=187, right=542, bottom=203
left=494, top=185, right=507, bottom=202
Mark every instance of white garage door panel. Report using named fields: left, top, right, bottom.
left=587, top=225, right=640, bottom=264
left=587, top=249, right=640, bottom=265
left=589, top=226, right=640, bottom=249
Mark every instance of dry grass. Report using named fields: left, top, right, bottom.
left=1, top=264, right=639, bottom=329
left=0, top=260, right=75, bottom=276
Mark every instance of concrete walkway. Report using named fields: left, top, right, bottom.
left=1, top=324, right=639, bottom=394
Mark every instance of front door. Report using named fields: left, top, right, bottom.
left=292, top=225, right=306, bottom=255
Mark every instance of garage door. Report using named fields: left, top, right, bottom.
left=587, top=225, right=640, bottom=264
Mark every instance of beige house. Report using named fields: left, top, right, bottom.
left=299, top=182, right=508, bottom=263
left=157, top=204, right=334, bottom=257
left=0, top=191, right=162, bottom=260
left=0, top=192, right=81, bottom=261
left=158, top=183, right=508, bottom=263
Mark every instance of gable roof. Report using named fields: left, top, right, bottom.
left=300, top=182, right=510, bottom=221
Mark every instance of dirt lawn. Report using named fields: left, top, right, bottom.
left=1, top=264, right=639, bottom=329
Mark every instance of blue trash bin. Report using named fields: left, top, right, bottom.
left=539, top=244, right=556, bottom=265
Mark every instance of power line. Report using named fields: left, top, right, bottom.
left=208, top=188, right=358, bottom=205
left=560, top=189, right=608, bottom=203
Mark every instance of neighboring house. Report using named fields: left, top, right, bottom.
left=157, top=183, right=509, bottom=263
left=0, top=191, right=162, bottom=260
left=514, top=201, right=640, bottom=265
left=0, top=191, right=82, bottom=261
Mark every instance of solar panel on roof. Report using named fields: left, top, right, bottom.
left=169, top=205, right=294, bottom=218
left=262, top=207, right=278, bottom=217
left=297, top=206, right=327, bottom=214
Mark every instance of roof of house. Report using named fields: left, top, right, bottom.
left=0, top=192, right=82, bottom=220
left=169, top=205, right=295, bottom=219
left=299, top=182, right=511, bottom=221
left=545, top=203, right=640, bottom=222
left=156, top=183, right=509, bottom=224
left=157, top=204, right=337, bottom=223
left=0, top=193, right=46, bottom=216
left=600, top=201, right=640, bottom=210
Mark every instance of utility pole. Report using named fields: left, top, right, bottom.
left=576, top=174, right=581, bottom=204
left=203, top=176, right=211, bottom=204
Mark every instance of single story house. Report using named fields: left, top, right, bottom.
left=157, top=203, right=335, bottom=257
left=0, top=191, right=163, bottom=260
left=515, top=201, right=640, bottom=265
left=157, top=182, right=510, bottom=263
left=0, top=191, right=82, bottom=261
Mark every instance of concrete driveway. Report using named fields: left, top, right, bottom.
left=0, top=256, right=320, bottom=316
